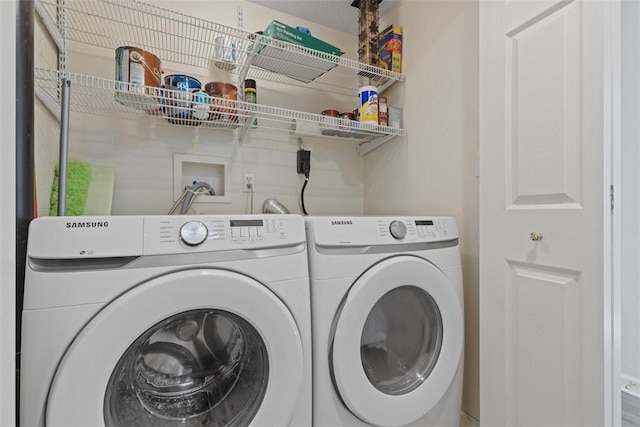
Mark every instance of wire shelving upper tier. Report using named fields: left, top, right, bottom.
left=37, top=0, right=404, bottom=95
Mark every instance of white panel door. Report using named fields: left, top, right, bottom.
left=480, top=0, right=615, bottom=425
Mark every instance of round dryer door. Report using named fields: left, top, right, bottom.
left=331, top=256, right=464, bottom=427
left=46, top=269, right=304, bottom=427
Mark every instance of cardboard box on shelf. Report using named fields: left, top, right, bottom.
left=252, top=20, right=344, bottom=83
left=378, top=96, right=388, bottom=126
left=378, top=25, right=402, bottom=73
left=261, top=20, right=343, bottom=56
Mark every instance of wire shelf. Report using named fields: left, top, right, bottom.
left=35, top=68, right=406, bottom=148
left=37, top=0, right=404, bottom=95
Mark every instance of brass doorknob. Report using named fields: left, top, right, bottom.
left=529, top=232, right=544, bottom=241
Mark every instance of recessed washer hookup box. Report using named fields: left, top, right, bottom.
left=252, top=20, right=344, bottom=83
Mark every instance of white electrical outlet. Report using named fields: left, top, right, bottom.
left=243, top=173, right=255, bottom=193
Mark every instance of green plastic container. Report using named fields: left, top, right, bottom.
left=261, top=20, right=343, bottom=56
left=253, top=20, right=344, bottom=83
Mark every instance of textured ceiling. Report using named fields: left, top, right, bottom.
left=245, top=0, right=400, bottom=35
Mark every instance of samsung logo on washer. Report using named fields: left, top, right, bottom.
left=330, top=220, right=353, bottom=226
left=66, top=221, right=109, bottom=229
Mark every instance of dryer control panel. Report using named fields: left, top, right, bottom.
left=144, top=215, right=305, bottom=255
left=309, top=216, right=457, bottom=247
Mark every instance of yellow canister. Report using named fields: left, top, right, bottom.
left=358, top=85, right=379, bottom=125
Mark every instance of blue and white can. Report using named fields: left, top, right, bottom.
left=163, top=74, right=201, bottom=121
left=192, top=90, right=210, bottom=120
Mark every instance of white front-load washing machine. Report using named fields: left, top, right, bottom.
left=21, top=214, right=311, bottom=427
left=306, top=216, right=464, bottom=427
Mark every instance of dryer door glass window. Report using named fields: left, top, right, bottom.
left=104, top=309, right=269, bottom=426
left=360, top=285, right=443, bottom=395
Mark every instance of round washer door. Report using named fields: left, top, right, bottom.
left=46, top=269, right=304, bottom=427
left=331, top=256, right=463, bottom=427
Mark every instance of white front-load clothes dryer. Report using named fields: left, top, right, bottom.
left=21, top=214, right=311, bottom=427
left=306, top=216, right=464, bottom=427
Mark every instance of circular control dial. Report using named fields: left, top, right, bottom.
left=180, top=221, right=208, bottom=246
left=389, top=220, right=407, bottom=240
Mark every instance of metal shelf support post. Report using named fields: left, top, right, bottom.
left=57, top=78, right=71, bottom=216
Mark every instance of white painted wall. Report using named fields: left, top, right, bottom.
left=621, top=0, right=640, bottom=381
left=35, top=0, right=365, bottom=218
left=363, top=0, right=480, bottom=420
left=0, top=1, right=16, bottom=424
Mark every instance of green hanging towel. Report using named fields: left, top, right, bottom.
left=49, top=161, right=114, bottom=216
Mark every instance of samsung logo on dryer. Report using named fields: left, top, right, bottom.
left=330, top=220, right=353, bottom=226
left=66, top=221, right=109, bottom=229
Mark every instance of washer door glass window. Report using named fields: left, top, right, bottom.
left=105, top=309, right=268, bottom=426
left=360, top=286, right=442, bottom=396
left=330, top=256, right=463, bottom=427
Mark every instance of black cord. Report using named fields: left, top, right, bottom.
left=301, top=176, right=309, bottom=215
left=250, top=184, right=254, bottom=214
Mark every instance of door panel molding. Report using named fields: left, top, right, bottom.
left=505, top=0, right=582, bottom=209
left=505, top=260, right=583, bottom=425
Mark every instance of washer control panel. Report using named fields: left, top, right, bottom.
left=144, top=215, right=305, bottom=255
left=310, top=216, right=457, bottom=247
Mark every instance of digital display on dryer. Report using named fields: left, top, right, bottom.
left=230, top=220, right=264, bottom=227
left=415, top=220, right=434, bottom=226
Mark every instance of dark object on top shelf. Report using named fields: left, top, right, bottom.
left=350, top=0, right=383, bottom=7
left=355, top=0, right=380, bottom=69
